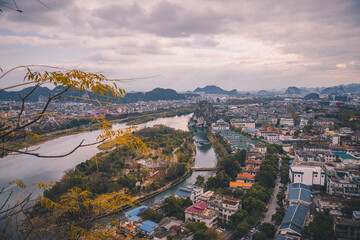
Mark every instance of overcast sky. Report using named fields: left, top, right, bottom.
left=0, top=0, right=359, bottom=92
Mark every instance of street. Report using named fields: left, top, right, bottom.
left=263, top=158, right=282, bottom=223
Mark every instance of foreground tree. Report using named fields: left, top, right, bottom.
left=0, top=65, right=147, bottom=239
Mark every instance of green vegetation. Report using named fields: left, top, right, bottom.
left=280, top=156, right=290, bottom=185
left=45, top=125, right=194, bottom=201
left=185, top=222, right=226, bottom=240
left=195, top=175, right=205, bottom=187
left=163, top=196, right=193, bottom=220
left=324, top=108, right=360, bottom=130
left=303, top=209, right=336, bottom=240
left=272, top=207, right=286, bottom=225
left=344, top=197, right=360, bottom=216
left=253, top=223, right=276, bottom=240
left=139, top=208, right=164, bottom=223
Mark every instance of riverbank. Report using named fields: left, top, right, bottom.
left=5, top=107, right=194, bottom=155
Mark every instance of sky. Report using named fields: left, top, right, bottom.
left=0, top=0, right=359, bottom=92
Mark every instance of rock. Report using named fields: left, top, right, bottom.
left=285, top=86, right=301, bottom=95
left=188, top=101, right=218, bottom=127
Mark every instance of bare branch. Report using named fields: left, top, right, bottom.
left=3, top=138, right=105, bottom=158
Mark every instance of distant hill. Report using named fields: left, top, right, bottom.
left=194, top=85, right=238, bottom=96
left=285, top=86, right=301, bottom=95
left=300, top=83, right=360, bottom=94
left=258, top=90, right=269, bottom=94
left=0, top=87, right=187, bottom=103
left=304, top=93, right=320, bottom=100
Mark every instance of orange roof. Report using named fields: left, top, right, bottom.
left=230, top=180, right=253, bottom=188
left=237, top=173, right=255, bottom=179
left=243, top=166, right=260, bottom=171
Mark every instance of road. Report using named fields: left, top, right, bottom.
left=263, top=158, right=282, bottom=223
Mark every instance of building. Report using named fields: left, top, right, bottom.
left=198, top=192, right=241, bottom=225
left=289, top=165, right=326, bottom=187
left=314, top=195, right=345, bottom=216
left=230, top=119, right=256, bottom=129
left=237, top=172, right=256, bottom=184
left=185, top=202, right=218, bottom=227
left=288, top=183, right=311, bottom=206
left=138, top=220, right=159, bottom=236
left=174, top=185, right=204, bottom=203
left=334, top=213, right=360, bottom=240
left=229, top=180, right=253, bottom=190
left=218, top=198, right=241, bottom=225
left=211, top=119, right=230, bottom=131
left=278, top=203, right=310, bottom=239
left=327, top=177, right=360, bottom=197
left=280, top=118, right=294, bottom=127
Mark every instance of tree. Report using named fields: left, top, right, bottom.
left=272, top=207, right=286, bottom=225
left=230, top=222, right=250, bottom=240
left=306, top=209, right=336, bottom=240
left=0, top=66, right=147, bottom=238
left=257, top=223, right=276, bottom=239
left=229, top=210, right=248, bottom=229
left=195, top=175, right=205, bottom=187
left=139, top=208, right=164, bottom=223
left=344, top=197, right=360, bottom=216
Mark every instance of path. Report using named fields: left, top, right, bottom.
left=263, top=158, right=282, bottom=223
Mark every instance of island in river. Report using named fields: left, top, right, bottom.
left=23, top=125, right=196, bottom=237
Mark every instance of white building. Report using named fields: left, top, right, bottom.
left=230, top=119, right=256, bottom=129
left=211, top=119, right=230, bottom=131
left=185, top=202, right=218, bottom=227
left=217, top=198, right=241, bottom=225
left=289, top=165, right=326, bottom=186
left=280, top=118, right=294, bottom=127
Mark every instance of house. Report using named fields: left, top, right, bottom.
left=327, top=177, right=360, bottom=197
left=218, top=198, right=241, bottom=225
left=243, top=165, right=260, bottom=175
left=174, top=185, right=204, bottom=203
left=125, top=206, right=148, bottom=218
left=289, top=165, right=326, bottom=187
left=230, top=119, right=256, bottom=129
left=288, top=183, right=311, bottom=206
left=278, top=203, right=310, bottom=239
left=138, top=220, right=159, bottom=236
left=314, top=195, right=345, bottom=216
left=198, top=192, right=241, bottom=225
left=237, top=172, right=256, bottom=184
left=229, top=180, right=253, bottom=190
left=211, top=119, right=230, bottom=131
left=334, top=213, right=360, bottom=240
left=184, top=202, right=218, bottom=227
left=280, top=118, right=294, bottom=127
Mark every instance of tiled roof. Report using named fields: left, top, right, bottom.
left=237, top=172, right=255, bottom=179
left=185, top=202, right=208, bottom=214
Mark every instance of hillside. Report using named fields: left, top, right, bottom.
left=0, top=87, right=187, bottom=103
left=194, top=85, right=238, bottom=96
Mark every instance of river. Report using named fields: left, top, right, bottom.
left=0, top=114, right=217, bottom=207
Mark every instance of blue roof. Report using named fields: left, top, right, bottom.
left=138, top=220, right=159, bottom=233
left=289, top=183, right=311, bottom=191
left=142, top=220, right=159, bottom=228
left=175, top=188, right=192, bottom=198
left=280, top=223, right=302, bottom=234
left=282, top=203, right=309, bottom=228
left=289, top=188, right=311, bottom=204
left=125, top=206, right=148, bottom=217
left=128, top=216, right=142, bottom=222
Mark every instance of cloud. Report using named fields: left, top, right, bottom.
left=0, top=0, right=359, bottom=91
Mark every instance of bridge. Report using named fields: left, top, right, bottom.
left=191, top=167, right=217, bottom=171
